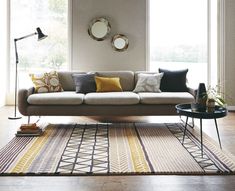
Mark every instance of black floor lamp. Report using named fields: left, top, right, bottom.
left=8, top=27, right=48, bottom=120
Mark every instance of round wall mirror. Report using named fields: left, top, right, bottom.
left=88, top=17, right=111, bottom=41
left=111, top=34, right=129, bottom=52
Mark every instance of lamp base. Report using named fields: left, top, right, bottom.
left=8, top=116, right=22, bottom=120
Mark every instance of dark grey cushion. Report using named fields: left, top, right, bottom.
left=72, top=74, right=96, bottom=93
left=159, top=68, right=188, bottom=92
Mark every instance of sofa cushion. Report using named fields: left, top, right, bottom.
left=159, top=68, right=188, bottom=92
left=133, top=73, right=164, bottom=93
left=95, top=76, right=123, bottom=92
left=27, top=92, right=84, bottom=105
left=95, top=71, right=134, bottom=91
left=72, top=73, right=96, bottom=93
left=29, top=71, right=63, bottom=93
left=134, top=71, right=161, bottom=84
left=84, top=92, right=140, bottom=105
left=138, top=92, right=194, bottom=104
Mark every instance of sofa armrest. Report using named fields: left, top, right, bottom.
left=18, top=87, right=34, bottom=116
left=187, top=87, right=197, bottom=99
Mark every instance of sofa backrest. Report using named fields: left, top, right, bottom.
left=58, top=71, right=85, bottom=91
left=58, top=71, right=135, bottom=91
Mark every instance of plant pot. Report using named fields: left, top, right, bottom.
left=207, top=99, right=215, bottom=112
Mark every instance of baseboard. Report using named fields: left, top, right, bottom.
left=227, top=106, right=235, bottom=111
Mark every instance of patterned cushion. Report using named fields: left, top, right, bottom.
left=95, top=76, right=123, bottom=92
left=30, top=71, right=63, bottom=93
left=133, top=73, right=164, bottom=93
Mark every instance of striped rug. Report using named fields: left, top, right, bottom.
left=0, top=123, right=235, bottom=175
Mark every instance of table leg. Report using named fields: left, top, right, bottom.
left=200, top=118, right=203, bottom=157
left=192, top=117, right=195, bottom=128
left=214, top=118, right=222, bottom=149
left=182, top=116, right=188, bottom=144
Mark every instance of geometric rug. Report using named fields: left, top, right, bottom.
left=0, top=123, right=235, bottom=175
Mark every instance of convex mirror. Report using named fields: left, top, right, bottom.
left=111, top=34, right=129, bottom=52
left=88, top=17, right=111, bottom=41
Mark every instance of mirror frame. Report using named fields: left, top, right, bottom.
left=111, top=34, right=129, bottom=52
left=88, top=17, right=111, bottom=41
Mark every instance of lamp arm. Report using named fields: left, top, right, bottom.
left=14, top=32, right=37, bottom=64
left=15, top=32, right=37, bottom=41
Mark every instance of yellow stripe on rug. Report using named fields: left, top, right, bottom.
left=10, top=126, right=54, bottom=173
left=125, top=126, right=150, bottom=172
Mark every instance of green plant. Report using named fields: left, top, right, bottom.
left=205, top=85, right=226, bottom=107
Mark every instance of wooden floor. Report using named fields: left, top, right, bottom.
left=0, top=106, right=235, bottom=191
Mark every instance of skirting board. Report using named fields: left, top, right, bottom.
left=227, top=106, right=235, bottom=111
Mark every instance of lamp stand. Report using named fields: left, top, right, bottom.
left=8, top=28, right=47, bottom=120
left=8, top=39, right=22, bottom=120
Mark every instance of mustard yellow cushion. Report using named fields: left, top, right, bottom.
left=30, top=71, right=63, bottom=93
left=95, top=76, right=123, bottom=92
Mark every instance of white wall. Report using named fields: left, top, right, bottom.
left=0, top=0, right=8, bottom=107
left=225, top=0, right=235, bottom=106
left=71, top=0, right=147, bottom=72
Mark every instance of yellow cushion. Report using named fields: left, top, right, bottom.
left=95, top=76, right=123, bottom=92
left=30, top=71, right=63, bottom=93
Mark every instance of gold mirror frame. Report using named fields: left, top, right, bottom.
left=111, top=34, right=129, bottom=52
left=88, top=17, right=111, bottom=41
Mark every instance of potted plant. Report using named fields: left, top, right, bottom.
left=205, top=85, right=226, bottom=112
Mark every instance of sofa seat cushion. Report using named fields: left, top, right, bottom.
left=138, top=92, right=194, bottom=104
left=84, top=92, right=140, bottom=105
left=27, top=91, right=84, bottom=105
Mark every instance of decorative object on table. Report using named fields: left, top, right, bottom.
left=207, top=98, right=216, bottom=112
left=8, top=27, right=47, bottom=120
left=190, top=102, right=200, bottom=112
left=206, top=85, right=226, bottom=112
left=15, top=123, right=44, bottom=137
left=1, top=123, right=235, bottom=175
left=111, top=34, right=129, bottom=52
left=195, top=83, right=207, bottom=112
left=88, top=17, right=111, bottom=41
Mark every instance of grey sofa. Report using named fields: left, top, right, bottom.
left=18, top=71, right=195, bottom=117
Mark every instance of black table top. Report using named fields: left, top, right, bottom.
left=175, top=103, right=227, bottom=119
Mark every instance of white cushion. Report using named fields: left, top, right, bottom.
left=27, top=92, right=84, bottom=105
left=133, top=73, right=164, bottom=93
left=84, top=92, right=140, bottom=105
left=138, top=92, right=194, bottom=104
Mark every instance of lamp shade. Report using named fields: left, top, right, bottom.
left=36, top=27, right=48, bottom=41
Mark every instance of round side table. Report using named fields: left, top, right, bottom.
left=175, top=103, right=227, bottom=156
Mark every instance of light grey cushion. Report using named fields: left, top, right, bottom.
left=134, top=71, right=161, bottom=84
left=138, top=92, right=194, bottom=104
left=27, top=92, right=84, bottom=105
left=133, top=73, right=164, bottom=93
left=84, top=92, right=140, bottom=105
left=95, top=71, right=134, bottom=91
